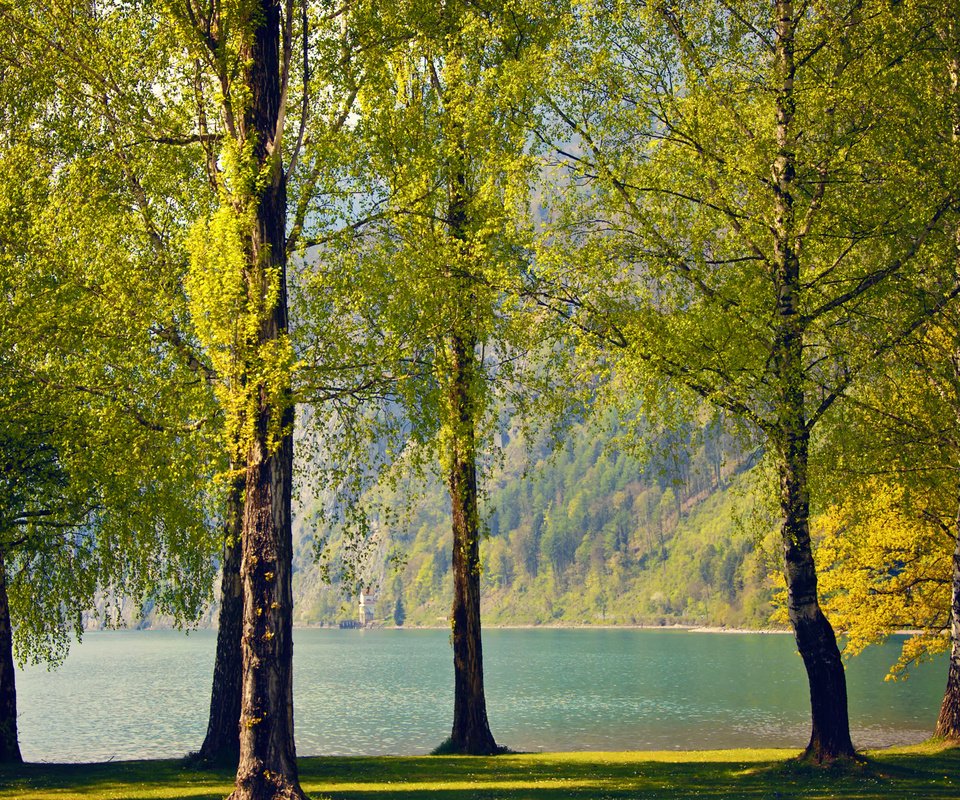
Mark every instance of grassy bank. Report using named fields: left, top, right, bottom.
left=1, top=743, right=958, bottom=799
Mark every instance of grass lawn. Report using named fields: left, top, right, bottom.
left=1, top=742, right=958, bottom=799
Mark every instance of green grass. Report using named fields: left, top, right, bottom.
left=1, top=743, right=959, bottom=799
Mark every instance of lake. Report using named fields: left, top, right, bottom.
left=15, top=627, right=946, bottom=763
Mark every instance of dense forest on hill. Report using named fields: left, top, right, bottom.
left=291, top=416, right=779, bottom=629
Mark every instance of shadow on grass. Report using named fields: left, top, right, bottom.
left=0, top=759, right=233, bottom=800
left=1, top=746, right=958, bottom=800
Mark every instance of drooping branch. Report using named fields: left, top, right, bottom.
left=31, top=375, right=211, bottom=435
left=151, top=323, right=218, bottom=384
left=127, top=133, right=223, bottom=147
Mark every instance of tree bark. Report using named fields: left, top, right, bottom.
left=444, top=332, right=499, bottom=756
left=231, top=417, right=301, bottom=800
left=228, top=0, right=305, bottom=797
left=935, top=480, right=960, bottom=739
left=772, top=272, right=854, bottom=761
left=777, top=427, right=855, bottom=761
left=0, top=548, right=21, bottom=764
left=198, top=477, right=244, bottom=765
left=770, top=0, right=855, bottom=762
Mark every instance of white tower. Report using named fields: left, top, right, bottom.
left=358, top=587, right=376, bottom=627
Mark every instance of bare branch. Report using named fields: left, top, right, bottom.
left=286, top=0, right=311, bottom=178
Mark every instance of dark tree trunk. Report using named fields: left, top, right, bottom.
left=228, top=1, right=304, bottom=798
left=231, top=418, right=301, bottom=800
left=0, top=549, right=21, bottom=764
left=935, top=490, right=960, bottom=739
left=777, top=429, right=855, bottom=761
left=770, top=0, right=855, bottom=763
left=198, top=477, right=244, bottom=765
left=444, top=332, right=498, bottom=756
left=773, top=251, right=856, bottom=764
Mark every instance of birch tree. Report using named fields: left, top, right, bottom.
left=346, top=0, right=559, bottom=755
left=0, top=79, right=220, bottom=764
left=543, top=0, right=959, bottom=761
left=814, top=311, right=960, bottom=740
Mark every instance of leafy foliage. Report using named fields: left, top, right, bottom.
left=808, top=310, right=960, bottom=677
left=814, top=482, right=952, bottom=677
left=0, top=35, right=223, bottom=665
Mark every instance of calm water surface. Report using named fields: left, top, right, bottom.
left=16, top=628, right=945, bottom=762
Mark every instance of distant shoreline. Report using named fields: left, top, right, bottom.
left=289, top=622, right=794, bottom=634
left=83, top=623, right=929, bottom=636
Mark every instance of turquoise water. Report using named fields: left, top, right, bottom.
left=15, top=628, right=946, bottom=762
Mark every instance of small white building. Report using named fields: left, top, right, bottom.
left=358, top=587, right=376, bottom=627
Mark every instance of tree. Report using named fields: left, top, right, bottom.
left=797, top=1, right=960, bottom=742
left=543, top=0, right=959, bottom=760
left=0, top=133, right=220, bottom=763
left=393, top=594, right=406, bottom=627
left=0, top=0, right=246, bottom=767
left=346, top=0, right=561, bottom=755
left=812, top=310, right=960, bottom=740
left=2, top=0, right=370, bottom=791
left=171, top=0, right=306, bottom=792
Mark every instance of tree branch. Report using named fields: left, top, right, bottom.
left=802, top=195, right=956, bottom=325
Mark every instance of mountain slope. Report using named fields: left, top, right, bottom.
left=291, top=417, right=780, bottom=629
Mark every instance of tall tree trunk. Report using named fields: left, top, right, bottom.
left=228, top=1, right=304, bottom=797
left=445, top=332, right=498, bottom=756
left=0, top=548, right=21, bottom=764
left=936, top=18, right=960, bottom=744
left=771, top=0, right=854, bottom=762
left=231, top=414, right=301, bottom=800
left=198, top=477, right=244, bottom=765
left=776, top=426, right=855, bottom=760
left=437, top=34, right=498, bottom=746
left=935, top=484, right=960, bottom=739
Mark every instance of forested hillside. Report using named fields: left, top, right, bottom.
left=291, top=417, right=779, bottom=629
